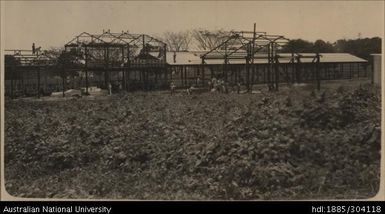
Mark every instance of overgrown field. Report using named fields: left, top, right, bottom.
left=4, top=83, right=381, bottom=200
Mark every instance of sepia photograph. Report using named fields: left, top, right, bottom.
left=1, top=1, right=384, bottom=200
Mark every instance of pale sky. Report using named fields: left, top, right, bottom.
left=2, top=1, right=384, bottom=50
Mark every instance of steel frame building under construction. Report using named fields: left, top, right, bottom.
left=4, top=26, right=370, bottom=98
left=63, top=29, right=168, bottom=92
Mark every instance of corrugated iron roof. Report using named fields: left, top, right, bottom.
left=150, top=51, right=367, bottom=65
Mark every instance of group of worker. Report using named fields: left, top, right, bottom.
left=107, top=82, right=123, bottom=95
left=170, top=76, right=243, bottom=95
left=105, top=76, right=245, bottom=95
left=208, top=77, right=230, bottom=93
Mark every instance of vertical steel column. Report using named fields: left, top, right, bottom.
left=127, top=45, right=130, bottom=91
left=142, top=34, right=145, bottom=50
left=349, top=63, right=353, bottom=79
left=274, top=54, right=279, bottom=91
left=196, top=66, right=199, bottom=86
left=234, top=65, right=238, bottom=84
left=61, top=49, right=66, bottom=97
left=224, top=57, right=228, bottom=82
left=44, top=69, right=48, bottom=92
left=296, top=55, right=302, bottom=84
left=252, top=23, right=256, bottom=64
left=164, top=44, right=168, bottom=88
left=202, top=63, right=205, bottom=87
left=340, top=64, right=344, bottom=79
left=263, top=65, right=267, bottom=83
left=267, top=43, right=273, bottom=90
left=291, top=53, right=295, bottom=84
left=37, top=66, right=41, bottom=98
left=256, top=64, right=259, bottom=83
left=85, top=46, right=89, bottom=94
left=224, top=42, right=228, bottom=82
left=285, top=64, right=289, bottom=84
left=334, top=64, right=338, bottom=79
left=184, top=65, right=187, bottom=87
left=121, top=46, right=125, bottom=91
left=155, top=68, right=159, bottom=89
left=21, top=68, right=25, bottom=96
left=142, top=34, right=147, bottom=90
left=180, top=66, right=184, bottom=87
left=316, top=53, right=321, bottom=91
left=10, top=66, right=14, bottom=99
left=105, top=46, right=110, bottom=87
left=62, top=66, right=65, bottom=97
left=246, top=56, right=250, bottom=92
left=251, top=23, right=256, bottom=90
left=251, top=65, right=255, bottom=85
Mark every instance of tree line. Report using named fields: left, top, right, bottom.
left=281, top=37, right=382, bottom=60
left=161, top=29, right=232, bottom=52
left=162, top=29, right=382, bottom=60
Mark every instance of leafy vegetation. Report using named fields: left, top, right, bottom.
left=281, top=37, right=381, bottom=60
left=4, top=83, right=381, bottom=199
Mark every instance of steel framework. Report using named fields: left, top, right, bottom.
left=4, top=49, right=57, bottom=98
left=4, top=26, right=371, bottom=99
left=64, top=30, right=167, bottom=93
left=200, top=24, right=321, bottom=91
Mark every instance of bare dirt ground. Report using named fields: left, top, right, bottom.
left=4, top=79, right=381, bottom=200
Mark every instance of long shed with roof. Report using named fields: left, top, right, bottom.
left=158, top=51, right=369, bottom=89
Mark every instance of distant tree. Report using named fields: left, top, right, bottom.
left=56, top=49, right=82, bottom=77
left=313, top=39, right=335, bottom=53
left=57, top=49, right=81, bottom=68
left=335, top=37, right=381, bottom=60
left=43, top=47, right=64, bottom=59
left=281, top=39, right=314, bottom=53
left=163, top=31, right=192, bottom=51
left=191, top=29, right=232, bottom=50
left=57, top=49, right=82, bottom=95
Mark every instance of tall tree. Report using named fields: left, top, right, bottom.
left=282, top=39, right=314, bottom=53
left=335, top=37, right=381, bottom=60
left=313, top=39, right=335, bottom=53
left=43, top=47, right=65, bottom=59
left=191, top=29, right=232, bottom=50
left=163, top=31, right=192, bottom=51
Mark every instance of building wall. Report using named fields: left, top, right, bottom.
left=372, top=54, right=382, bottom=86
left=169, top=62, right=370, bottom=88
left=3, top=61, right=372, bottom=97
